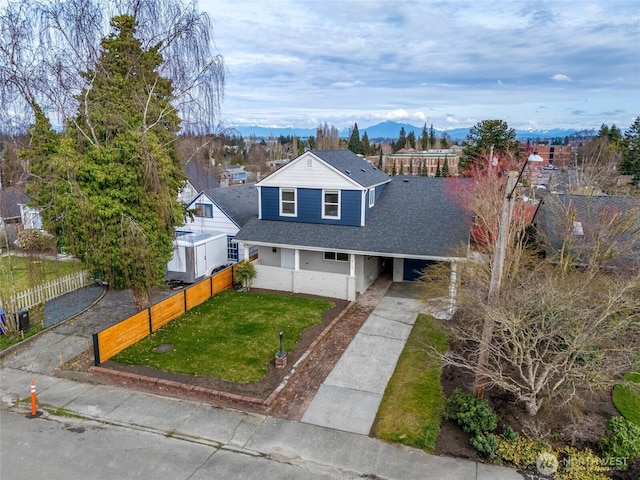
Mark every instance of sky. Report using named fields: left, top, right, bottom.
left=202, top=0, right=640, bottom=132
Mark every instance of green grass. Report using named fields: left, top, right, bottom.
left=112, top=290, right=334, bottom=383
left=372, top=314, right=449, bottom=452
left=0, top=305, right=45, bottom=351
left=0, top=255, right=81, bottom=294
left=613, top=371, right=640, bottom=426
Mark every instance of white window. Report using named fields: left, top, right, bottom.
left=195, top=203, right=213, bottom=218
left=280, top=188, right=297, bottom=216
left=227, top=235, right=238, bottom=261
left=323, top=190, right=340, bottom=219
left=324, top=251, right=349, bottom=262
left=368, top=188, right=375, bottom=208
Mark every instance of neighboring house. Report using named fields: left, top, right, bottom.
left=234, top=150, right=471, bottom=301
left=178, top=157, right=220, bottom=205
left=0, top=186, right=43, bottom=245
left=534, top=193, right=640, bottom=272
left=166, top=183, right=259, bottom=282
left=223, top=164, right=247, bottom=185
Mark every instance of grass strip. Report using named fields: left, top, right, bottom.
left=372, top=314, right=448, bottom=451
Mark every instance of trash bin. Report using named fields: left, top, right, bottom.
left=14, top=309, right=29, bottom=332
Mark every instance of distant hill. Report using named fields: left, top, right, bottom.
left=231, top=121, right=577, bottom=142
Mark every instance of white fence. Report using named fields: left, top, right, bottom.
left=0, top=270, right=93, bottom=314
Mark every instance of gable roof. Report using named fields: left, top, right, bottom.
left=235, top=176, right=470, bottom=259
left=184, top=158, right=220, bottom=193
left=193, top=183, right=259, bottom=228
left=0, top=186, right=29, bottom=220
left=310, top=150, right=390, bottom=188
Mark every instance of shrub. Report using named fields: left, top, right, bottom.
left=15, top=229, right=54, bottom=252
left=558, top=447, right=610, bottom=480
left=443, top=388, right=499, bottom=459
left=495, top=435, right=551, bottom=469
left=470, top=432, right=497, bottom=460
left=443, top=388, right=498, bottom=435
left=233, top=261, right=256, bottom=291
left=599, top=416, right=640, bottom=469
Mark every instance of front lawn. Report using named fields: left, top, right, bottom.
left=0, top=254, right=80, bottom=294
left=372, top=314, right=448, bottom=451
left=112, top=290, right=334, bottom=383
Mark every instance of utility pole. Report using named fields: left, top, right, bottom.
left=474, top=170, right=519, bottom=398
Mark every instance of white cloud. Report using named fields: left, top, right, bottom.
left=551, top=74, right=573, bottom=82
left=200, top=0, right=639, bottom=130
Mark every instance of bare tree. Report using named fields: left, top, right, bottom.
left=0, top=0, right=224, bottom=135
left=445, top=256, right=639, bottom=416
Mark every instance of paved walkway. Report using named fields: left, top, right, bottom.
left=301, top=283, right=424, bottom=434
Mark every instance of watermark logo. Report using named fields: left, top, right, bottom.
left=536, top=452, right=559, bottom=475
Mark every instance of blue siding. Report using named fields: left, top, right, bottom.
left=260, top=186, right=362, bottom=226
left=365, top=183, right=386, bottom=220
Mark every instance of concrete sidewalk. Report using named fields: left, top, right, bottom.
left=0, top=367, right=523, bottom=480
left=301, top=285, right=424, bottom=434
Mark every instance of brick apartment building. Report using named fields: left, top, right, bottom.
left=371, top=148, right=460, bottom=176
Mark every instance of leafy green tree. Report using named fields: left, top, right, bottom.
left=441, top=133, right=450, bottom=149
left=460, top=120, right=520, bottom=171
left=27, top=16, right=186, bottom=309
left=420, top=123, right=429, bottom=150
left=620, top=117, right=640, bottom=185
left=347, top=122, right=364, bottom=155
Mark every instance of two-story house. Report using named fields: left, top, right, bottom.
left=234, top=150, right=471, bottom=301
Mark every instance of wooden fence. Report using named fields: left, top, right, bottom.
left=0, top=270, right=93, bottom=315
left=92, top=265, right=234, bottom=365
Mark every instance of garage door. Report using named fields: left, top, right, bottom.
left=403, top=259, right=437, bottom=281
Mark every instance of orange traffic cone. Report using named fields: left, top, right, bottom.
left=26, top=379, right=42, bottom=418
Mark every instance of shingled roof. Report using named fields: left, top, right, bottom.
left=235, top=176, right=470, bottom=259
left=310, top=150, right=390, bottom=188
left=199, top=183, right=258, bottom=228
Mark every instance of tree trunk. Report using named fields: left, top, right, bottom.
left=133, top=288, right=151, bottom=311
left=524, top=396, right=540, bottom=416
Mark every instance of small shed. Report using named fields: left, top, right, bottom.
left=166, top=231, right=228, bottom=283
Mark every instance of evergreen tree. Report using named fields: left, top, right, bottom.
left=440, top=133, right=450, bottom=149
left=435, top=160, right=441, bottom=177
left=407, top=131, right=416, bottom=150
left=429, top=124, right=436, bottom=149
left=347, top=122, right=364, bottom=155
left=393, top=127, right=406, bottom=153
left=409, top=158, right=414, bottom=175
left=26, top=15, right=185, bottom=309
left=378, top=151, right=383, bottom=169
left=620, top=117, right=640, bottom=185
left=442, top=156, right=450, bottom=177
left=420, top=123, right=429, bottom=150
left=460, top=119, right=520, bottom=171
left=362, top=131, right=372, bottom=156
